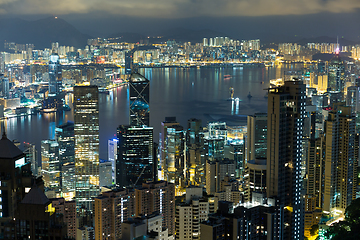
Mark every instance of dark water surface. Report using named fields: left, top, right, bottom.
left=4, top=65, right=303, bottom=159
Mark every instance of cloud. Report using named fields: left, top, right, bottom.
left=1, top=0, right=360, bottom=18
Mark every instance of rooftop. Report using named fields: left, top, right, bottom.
left=0, top=131, right=24, bottom=160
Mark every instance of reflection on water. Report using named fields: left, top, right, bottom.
left=2, top=64, right=304, bottom=160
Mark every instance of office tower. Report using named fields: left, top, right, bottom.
left=41, top=139, right=61, bottom=198
left=116, top=125, right=154, bottom=188
left=125, top=50, right=134, bottom=75
left=15, top=185, right=67, bottom=240
left=135, top=181, right=175, bottom=235
left=204, top=136, right=224, bottom=161
left=186, top=118, right=205, bottom=186
left=23, top=142, right=38, bottom=176
left=208, top=122, right=227, bottom=144
left=159, top=117, right=180, bottom=178
left=244, top=158, right=266, bottom=202
left=323, top=105, right=357, bottom=213
left=0, top=132, right=37, bottom=239
left=51, top=198, right=77, bottom=239
left=247, top=113, right=267, bottom=161
left=55, top=121, right=75, bottom=166
left=306, top=111, right=324, bottom=209
left=328, top=54, right=345, bottom=93
left=206, top=159, right=236, bottom=195
left=94, top=189, right=135, bottom=240
left=48, top=53, right=62, bottom=95
left=230, top=139, right=245, bottom=178
left=99, top=159, right=113, bottom=187
left=108, top=138, right=118, bottom=184
left=162, top=124, right=186, bottom=191
left=267, top=79, right=306, bottom=240
left=129, top=72, right=150, bottom=127
left=62, top=162, right=75, bottom=201
left=175, top=188, right=215, bottom=240
left=74, top=86, right=100, bottom=211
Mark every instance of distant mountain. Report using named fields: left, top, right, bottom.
left=107, top=32, right=146, bottom=43
left=296, top=36, right=357, bottom=46
left=108, top=28, right=228, bottom=44
left=0, top=17, right=90, bottom=50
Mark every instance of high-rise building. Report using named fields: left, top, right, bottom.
left=116, top=125, right=154, bottom=188
left=229, top=139, right=245, bottom=178
left=328, top=54, right=345, bottom=93
left=48, top=54, right=62, bottom=95
left=108, top=138, right=118, bottom=184
left=15, top=185, right=67, bottom=240
left=135, top=181, right=175, bottom=235
left=244, top=158, right=267, bottom=202
left=186, top=118, right=205, bottom=186
left=162, top=124, right=186, bottom=191
left=23, top=142, right=38, bottom=176
left=99, top=159, right=113, bottom=187
left=55, top=121, right=74, bottom=166
left=204, top=136, right=224, bottom=161
left=175, top=188, right=216, bottom=240
left=129, top=72, right=150, bottom=127
left=62, top=162, right=75, bottom=201
left=247, top=113, right=267, bottom=161
left=267, top=79, right=306, bottom=240
left=94, top=189, right=135, bottom=240
left=74, top=86, right=100, bottom=211
left=41, top=139, right=61, bottom=198
left=206, top=159, right=236, bottom=195
left=159, top=117, right=180, bottom=179
left=51, top=198, right=77, bottom=239
left=323, top=105, right=357, bottom=213
left=0, top=132, right=37, bottom=239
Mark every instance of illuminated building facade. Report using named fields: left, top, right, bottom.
left=48, top=53, right=62, bottom=95
left=116, top=125, right=154, bottom=188
left=74, top=86, right=100, bottom=211
left=204, top=136, right=224, bottom=161
left=163, top=124, right=186, bottom=190
left=129, top=72, right=150, bottom=127
left=328, top=55, right=345, bottom=93
left=186, top=118, right=205, bottom=186
left=135, top=181, right=175, bottom=235
left=41, top=139, right=61, bottom=198
left=247, top=113, right=267, bottom=161
left=108, top=138, right=118, bottom=184
left=94, top=189, right=135, bottom=240
left=206, top=159, right=236, bottom=195
left=267, top=79, right=306, bottom=240
left=23, top=142, right=38, bottom=176
left=323, top=105, right=357, bottom=213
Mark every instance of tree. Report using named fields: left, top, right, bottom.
left=326, top=198, right=360, bottom=239
left=310, top=224, right=319, bottom=236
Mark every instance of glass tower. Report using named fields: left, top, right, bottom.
left=129, top=73, right=150, bottom=127
left=41, top=139, right=61, bottom=198
left=74, top=86, right=99, bottom=211
left=116, top=125, right=154, bottom=188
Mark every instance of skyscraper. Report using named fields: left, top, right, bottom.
left=186, top=118, right=205, bottom=186
left=23, top=142, right=38, bottom=176
left=74, top=86, right=100, bottom=211
left=247, top=113, right=267, bottom=161
left=48, top=53, right=62, bottom=95
left=328, top=54, right=345, bottom=93
left=323, top=105, right=357, bottom=213
left=267, top=79, right=306, bottom=240
left=41, top=139, right=61, bottom=198
left=129, top=72, right=150, bottom=127
left=108, top=138, right=118, bottom=184
left=116, top=125, right=154, bottom=188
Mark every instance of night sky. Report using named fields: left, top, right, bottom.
left=1, top=0, right=360, bottom=41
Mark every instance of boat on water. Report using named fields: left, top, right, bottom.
left=247, top=92, right=252, bottom=98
